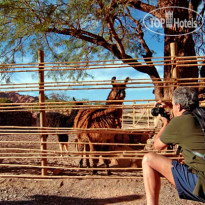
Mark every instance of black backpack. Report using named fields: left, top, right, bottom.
left=192, top=107, right=205, bottom=136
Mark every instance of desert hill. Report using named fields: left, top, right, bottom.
left=0, top=92, right=38, bottom=103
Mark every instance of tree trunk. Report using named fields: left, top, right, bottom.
left=155, top=0, right=199, bottom=100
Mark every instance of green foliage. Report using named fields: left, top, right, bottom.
left=0, top=97, right=13, bottom=103
left=46, top=92, right=72, bottom=102
left=0, top=0, right=204, bottom=83
left=0, top=0, right=142, bottom=61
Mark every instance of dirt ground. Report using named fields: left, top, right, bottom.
left=0, top=178, right=204, bottom=205
left=0, top=134, right=204, bottom=205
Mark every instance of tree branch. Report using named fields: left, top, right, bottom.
left=122, top=0, right=161, bottom=19
left=99, top=0, right=126, bottom=57
left=106, top=15, right=126, bottom=58
left=126, top=8, right=153, bottom=58
left=46, top=26, right=161, bottom=81
left=23, top=0, right=43, bottom=24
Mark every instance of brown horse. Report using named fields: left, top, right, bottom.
left=74, top=76, right=129, bottom=174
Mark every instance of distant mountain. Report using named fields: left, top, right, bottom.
left=0, top=92, right=39, bottom=103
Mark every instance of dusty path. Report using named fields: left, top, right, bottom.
left=0, top=178, right=204, bottom=205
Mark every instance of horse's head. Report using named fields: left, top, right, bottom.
left=106, top=76, right=129, bottom=104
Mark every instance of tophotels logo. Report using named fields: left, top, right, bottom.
left=165, top=11, right=173, bottom=28
left=143, top=6, right=203, bottom=36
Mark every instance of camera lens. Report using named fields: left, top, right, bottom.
left=151, top=105, right=170, bottom=120
left=151, top=107, right=159, bottom=116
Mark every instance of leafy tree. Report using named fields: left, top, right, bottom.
left=0, top=0, right=204, bottom=100
left=0, top=98, right=13, bottom=103
left=47, top=92, right=71, bottom=102
left=45, top=92, right=87, bottom=104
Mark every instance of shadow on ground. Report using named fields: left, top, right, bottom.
left=0, top=194, right=143, bottom=205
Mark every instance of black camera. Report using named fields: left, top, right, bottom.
left=151, top=104, right=170, bottom=120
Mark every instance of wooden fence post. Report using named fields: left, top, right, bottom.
left=147, top=101, right=150, bottom=128
left=133, top=101, right=136, bottom=127
left=38, top=50, right=47, bottom=176
left=170, top=42, right=178, bottom=79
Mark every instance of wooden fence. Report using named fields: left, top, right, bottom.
left=0, top=45, right=204, bottom=179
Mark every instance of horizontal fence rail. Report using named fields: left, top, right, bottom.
left=1, top=51, right=204, bottom=179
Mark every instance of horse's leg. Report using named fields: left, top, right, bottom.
left=85, top=143, right=91, bottom=168
left=64, top=143, right=68, bottom=152
left=89, top=142, right=98, bottom=175
left=105, top=160, right=111, bottom=175
left=104, top=145, right=112, bottom=175
left=59, top=143, right=63, bottom=157
left=64, top=143, right=70, bottom=157
left=78, top=142, right=84, bottom=168
left=75, top=137, right=84, bottom=168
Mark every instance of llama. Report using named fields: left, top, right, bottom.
left=37, top=97, right=83, bottom=155
left=74, top=76, right=129, bottom=175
